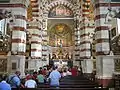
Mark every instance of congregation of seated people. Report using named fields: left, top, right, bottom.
left=0, top=65, right=82, bottom=89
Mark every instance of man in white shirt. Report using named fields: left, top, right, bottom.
left=25, top=75, right=37, bottom=88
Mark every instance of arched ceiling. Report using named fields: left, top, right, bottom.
left=27, top=0, right=94, bottom=21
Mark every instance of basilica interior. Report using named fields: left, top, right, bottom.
left=0, top=0, right=120, bottom=87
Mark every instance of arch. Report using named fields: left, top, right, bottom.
left=48, top=5, right=74, bottom=18
left=46, top=0, right=76, bottom=16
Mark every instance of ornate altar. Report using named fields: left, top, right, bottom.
left=52, top=47, right=70, bottom=60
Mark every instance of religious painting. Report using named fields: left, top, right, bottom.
left=48, top=5, right=74, bottom=18
left=48, top=23, right=73, bottom=47
left=114, top=59, right=120, bottom=72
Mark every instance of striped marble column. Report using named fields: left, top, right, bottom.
left=28, top=23, right=42, bottom=59
left=73, top=16, right=81, bottom=66
left=7, top=0, right=30, bottom=76
left=27, top=21, right=42, bottom=70
left=94, top=0, right=114, bottom=87
left=27, top=0, right=43, bottom=70
left=41, top=18, right=49, bottom=66
left=31, top=0, right=39, bottom=18
left=71, top=1, right=81, bottom=66
left=80, top=0, right=91, bottom=59
left=74, top=24, right=80, bottom=60
left=30, top=0, right=41, bottom=59
left=80, top=0, right=93, bottom=74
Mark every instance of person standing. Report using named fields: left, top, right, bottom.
left=48, top=66, right=61, bottom=87
left=0, top=75, right=11, bottom=90
left=7, top=71, right=21, bottom=88
left=71, top=66, right=78, bottom=76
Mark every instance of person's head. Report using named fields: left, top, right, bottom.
left=39, top=67, right=42, bottom=70
left=27, top=75, right=33, bottom=80
left=53, top=66, right=58, bottom=70
left=38, top=70, right=43, bottom=75
left=15, top=71, right=21, bottom=76
left=1, top=75, right=7, bottom=81
left=44, top=68, right=46, bottom=71
left=33, top=71, right=37, bottom=75
left=63, top=69, right=67, bottom=72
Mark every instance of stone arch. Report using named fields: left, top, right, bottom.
left=46, top=0, right=76, bottom=16
left=40, top=0, right=78, bottom=62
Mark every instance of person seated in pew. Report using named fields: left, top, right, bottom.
left=62, top=69, right=67, bottom=77
left=25, top=75, right=37, bottom=88
left=66, top=68, right=72, bottom=76
left=37, top=70, right=45, bottom=85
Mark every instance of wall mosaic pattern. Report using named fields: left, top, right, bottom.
left=48, top=23, right=73, bottom=47
left=48, top=5, right=74, bottom=18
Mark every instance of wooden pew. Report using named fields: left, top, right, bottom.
left=12, top=88, right=104, bottom=90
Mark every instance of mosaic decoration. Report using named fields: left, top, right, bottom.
left=88, top=2, right=94, bottom=21
left=48, top=5, right=74, bottom=18
left=48, top=23, right=73, bottom=47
